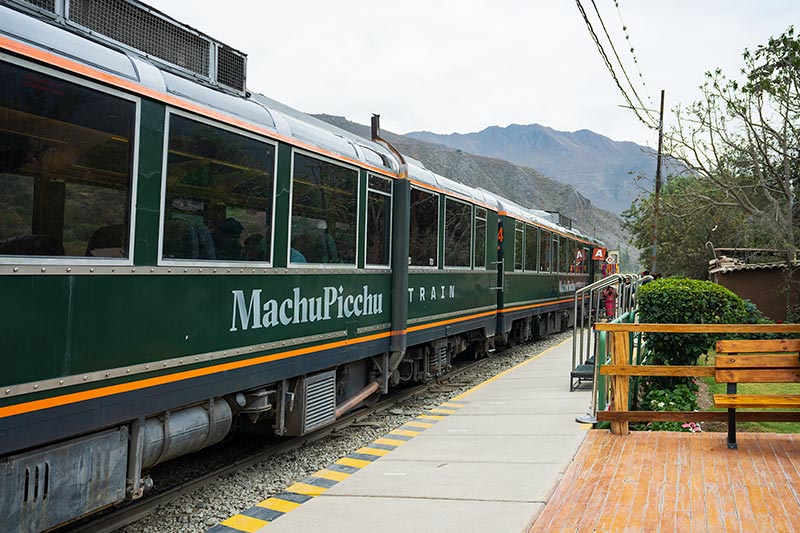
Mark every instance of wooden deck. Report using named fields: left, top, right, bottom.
left=530, top=430, right=800, bottom=532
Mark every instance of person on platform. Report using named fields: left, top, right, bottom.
left=601, top=285, right=617, bottom=320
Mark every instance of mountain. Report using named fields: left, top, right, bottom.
left=313, top=115, right=636, bottom=267
left=406, top=124, right=656, bottom=215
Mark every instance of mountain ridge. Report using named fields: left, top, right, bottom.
left=406, top=123, right=656, bottom=214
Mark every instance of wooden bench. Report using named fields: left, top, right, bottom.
left=714, top=339, right=800, bottom=449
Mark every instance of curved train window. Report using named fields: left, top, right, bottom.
left=569, top=240, right=577, bottom=273
left=291, top=153, right=357, bottom=265
left=514, top=220, right=523, bottom=271
left=552, top=234, right=560, bottom=272
left=580, top=247, right=590, bottom=273
left=366, top=174, right=392, bottom=266
left=163, top=114, right=275, bottom=263
left=560, top=236, right=569, bottom=273
left=539, top=230, right=551, bottom=272
left=444, top=198, right=472, bottom=268
left=409, top=187, right=438, bottom=267
left=0, top=61, right=134, bottom=259
left=524, top=225, right=537, bottom=271
left=474, top=207, right=487, bottom=269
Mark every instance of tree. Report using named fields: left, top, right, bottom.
left=625, top=27, right=800, bottom=301
left=622, top=174, right=766, bottom=278
left=666, top=27, right=799, bottom=264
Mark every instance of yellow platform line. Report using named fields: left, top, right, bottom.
left=286, top=482, right=328, bottom=496
left=220, top=514, right=269, bottom=532
left=314, top=468, right=351, bottom=482
left=427, top=408, right=457, bottom=414
left=405, top=421, right=434, bottom=428
left=440, top=402, right=465, bottom=409
left=389, top=429, right=421, bottom=437
left=373, top=437, right=407, bottom=446
left=257, top=498, right=300, bottom=513
left=337, top=456, right=372, bottom=468
left=418, top=414, right=445, bottom=420
left=357, top=446, right=391, bottom=457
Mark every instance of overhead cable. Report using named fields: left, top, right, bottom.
left=588, top=0, right=656, bottom=124
left=613, top=0, right=654, bottom=106
left=574, top=0, right=657, bottom=129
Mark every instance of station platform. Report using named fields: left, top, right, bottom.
left=213, top=338, right=593, bottom=533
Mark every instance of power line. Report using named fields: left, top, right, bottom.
left=587, top=0, right=656, bottom=124
left=574, top=0, right=657, bottom=130
left=613, top=0, right=654, bottom=106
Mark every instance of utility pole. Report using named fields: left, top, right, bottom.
left=651, top=89, right=665, bottom=275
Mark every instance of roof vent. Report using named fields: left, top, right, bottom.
left=7, top=0, right=247, bottom=95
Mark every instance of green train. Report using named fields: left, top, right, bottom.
left=0, top=1, right=604, bottom=530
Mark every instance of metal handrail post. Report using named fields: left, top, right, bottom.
left=572, top=289, right=580, bottom=371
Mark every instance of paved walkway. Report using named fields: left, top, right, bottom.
left=246, top=338, right=593, bottom=532
left=530, top=430, right=800, bottom=532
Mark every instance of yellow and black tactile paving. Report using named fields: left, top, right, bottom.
left=206, top=400, right=468, bottom=532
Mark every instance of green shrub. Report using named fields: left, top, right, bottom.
left=637, top=277, right=749, bottom=366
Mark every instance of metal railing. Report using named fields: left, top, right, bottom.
left=571, top=274, right=649, bottom=379
left=572, top=274, right=651, bottom=424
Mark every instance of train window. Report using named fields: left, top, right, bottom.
left=560, top=236, right=569, bottom=273
left=551, top=234, right=559, bottom=272
left=163, top=114, right=275, bottom=263
left=566, top=239, right=573, bottom=272
left=291, top=153, right=357, bottom=265
left=444, top=198, right=471, bottom=268
left=409, top=187, right=438, bottom=267
left=514, top=220, right=523, bottom=271
left=366, top=174, right=392, bottom=266
left=579, top=247, right=590, bottom=273
left=564, top=239, right=575, bottom=272
left=0, top=61, right=135, bottom=259
left=539, top=230, right=552, bottom=272
left=569, top=241, right=579, bottom=273
left=474, top=207, right=487, bottom=269
left=525, top=225, right=538, bottom=271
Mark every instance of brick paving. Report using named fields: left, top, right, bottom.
left=530, top=430, right=800, bottom=532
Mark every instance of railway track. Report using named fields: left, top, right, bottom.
left=61, top=357, right=492, bottom=533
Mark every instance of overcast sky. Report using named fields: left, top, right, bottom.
left=145, top=1, right=798, bottom=148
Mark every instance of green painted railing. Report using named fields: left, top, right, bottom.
left=596, top=309, right=640, bottom=412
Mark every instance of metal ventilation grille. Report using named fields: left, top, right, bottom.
left=302, top=371, right=337, bottom=434
left=68, top=0, right=210, bottom=76
left=217, top=45, right=246, bottom=93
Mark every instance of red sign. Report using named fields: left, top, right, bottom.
left=592, top=248, right=607, bottom=261
left=575, top=249, right=586, bottom=262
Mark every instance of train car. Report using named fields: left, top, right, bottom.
left=497, top=200, right=596, bottom=344
left=402, top=162, right=502, bottom=379
left=0, top=1, right=604, bottom=530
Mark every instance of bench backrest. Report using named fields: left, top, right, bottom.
left=715, top=339, right=800, bottom=383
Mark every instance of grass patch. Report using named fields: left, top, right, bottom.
left=699, top=351, right=800, bottom=433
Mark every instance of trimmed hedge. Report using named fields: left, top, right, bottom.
left=637, top=277, right=749, bottom=366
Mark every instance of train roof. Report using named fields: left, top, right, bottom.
left=0, top=0, right=599, bottom=245
left=405, top=160, right=501, bottom=212
left=0, top=2, right=398, bottom=174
